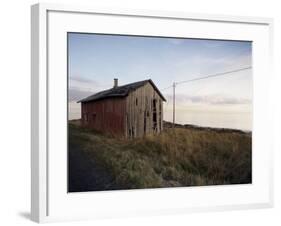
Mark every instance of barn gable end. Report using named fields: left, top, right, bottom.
left=125, top=82, right=163, bottom=138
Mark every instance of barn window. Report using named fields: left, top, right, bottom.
left=153, top=99, right=157, bottom=110
left=136, top=98, right=138, bottom=106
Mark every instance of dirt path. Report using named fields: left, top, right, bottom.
left=68, top=143, right=119, bottom=192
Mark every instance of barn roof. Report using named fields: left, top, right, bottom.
left=78, top=79, right=166, bottom=103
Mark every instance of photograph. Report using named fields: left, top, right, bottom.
left=67, top=33, right=252, bottom=192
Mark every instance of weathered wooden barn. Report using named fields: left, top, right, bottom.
left=78, top=79, right=166, bottom=138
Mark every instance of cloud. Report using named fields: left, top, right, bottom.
left=165, top=94, right=251, bottom=105
left=70, top=76, right=97, bottom=84
left=68, top=88, right=93, bottom=102
left=69, top=75, right=112, bottom=93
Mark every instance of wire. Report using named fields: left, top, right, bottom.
left=176, top=66, right=252, bottom=85
left=160, top=66, right=252, bottom=91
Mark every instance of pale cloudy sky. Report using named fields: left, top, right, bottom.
left=68, top=33, right=252, bottom=131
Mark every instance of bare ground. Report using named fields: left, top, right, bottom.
left=68, top=143, right=120, bottom=192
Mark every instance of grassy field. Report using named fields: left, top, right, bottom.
left=68, top=121, right=252, bottom=191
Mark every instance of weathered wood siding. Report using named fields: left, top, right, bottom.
left=125, top=82, right=163, bottom=138
left=81, top=98, right=126, bottom=136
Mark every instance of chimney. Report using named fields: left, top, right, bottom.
left=113, top=78, right=118, bottom=88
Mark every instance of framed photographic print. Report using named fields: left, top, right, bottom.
left=31, top=3, right=274, bottom=223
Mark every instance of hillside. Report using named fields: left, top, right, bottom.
left=68, top=120, right=252, bottom=192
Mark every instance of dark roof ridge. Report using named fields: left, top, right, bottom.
left=77, top=79, right=166, bottom=103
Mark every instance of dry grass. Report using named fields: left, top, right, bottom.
left=68, top=122, right=252, bottom=190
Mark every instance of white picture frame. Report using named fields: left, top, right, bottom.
left=31, top=3, right=274, bottom=223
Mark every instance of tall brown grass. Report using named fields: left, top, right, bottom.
left=68, top=122, right=251, bottom=190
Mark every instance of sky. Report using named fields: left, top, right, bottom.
left=68, top=33, right=252, bottom=131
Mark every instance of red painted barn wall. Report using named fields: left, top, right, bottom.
left=81, top=98, right=126, bottom=136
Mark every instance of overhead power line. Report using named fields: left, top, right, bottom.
left=161, top=66, right=252, bottom=91
left=175, top=66, right=252, bottom=85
